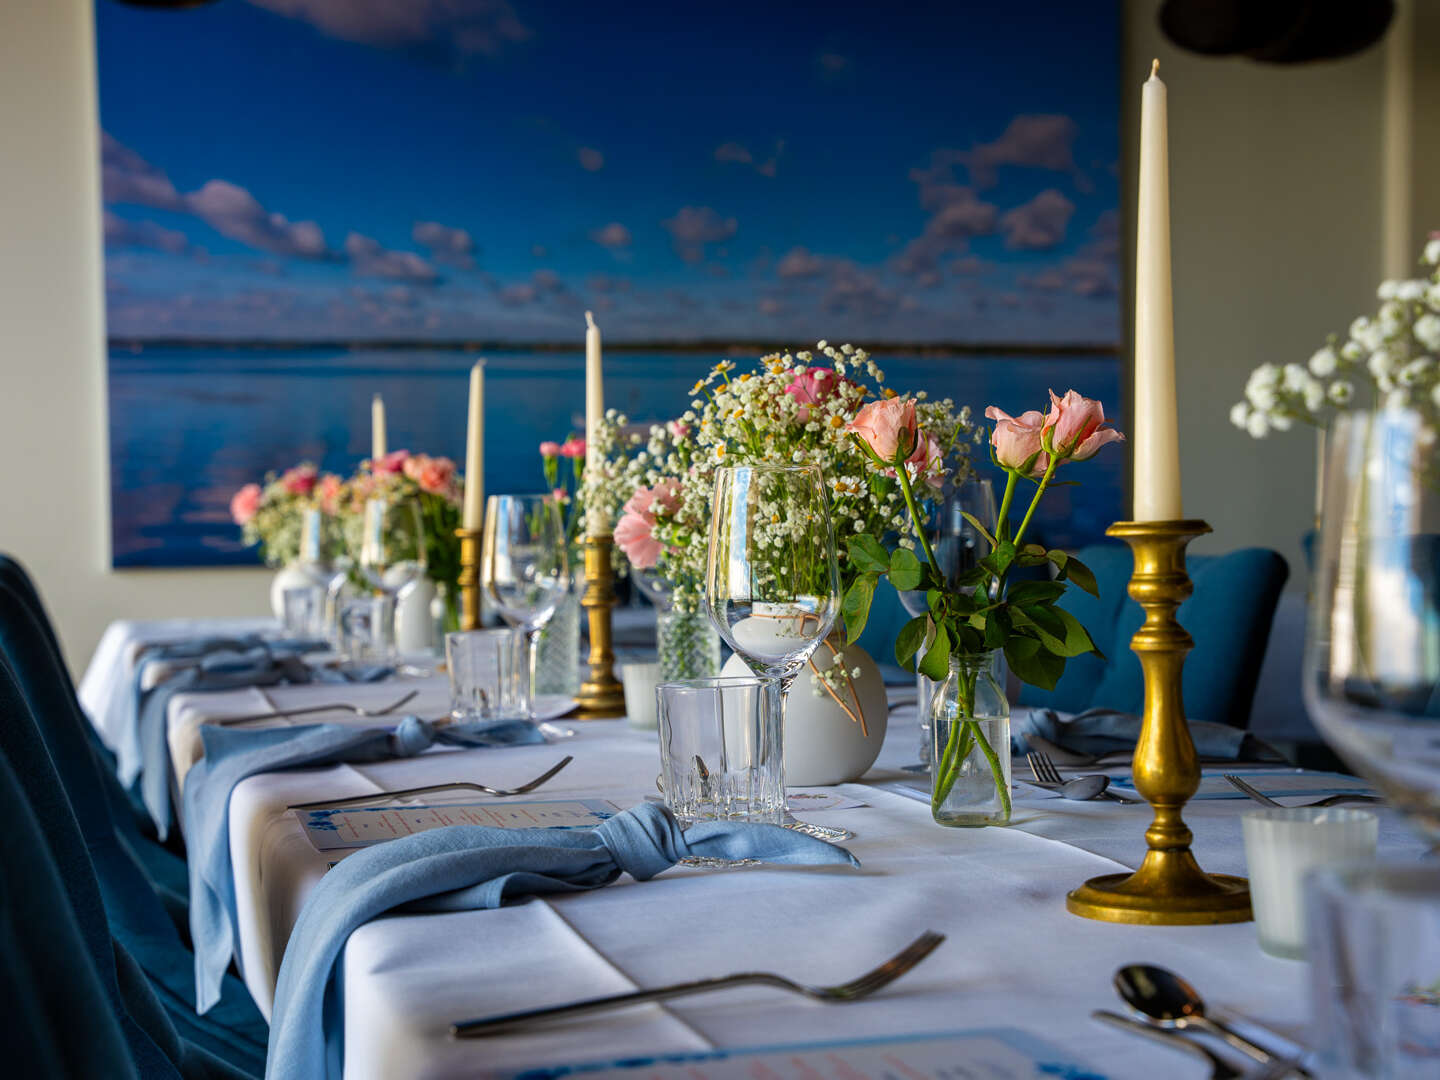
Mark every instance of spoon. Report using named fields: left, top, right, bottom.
left=1092, top=1010, right=1245, bottom=1079
left=1114, top=965, right=1313, bottom=1077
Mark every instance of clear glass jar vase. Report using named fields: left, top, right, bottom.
left=535, top=587, right=581, bottom=696
left=931, top=651, right=1011, bottom=826
left=657, top=607, right=722, bottom=681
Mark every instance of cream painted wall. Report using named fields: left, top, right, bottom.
left=0, top=0, right=1428, bottom=672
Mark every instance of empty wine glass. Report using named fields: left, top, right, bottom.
left=482, top=494, right=570, bottom=718
left=296, top=507, right=351, bottom=644
left=705, top=463, right=840, bottom=699
left=358, top=496, right=427, bottom=659
left=1305, top=407, right=1440, bottom=842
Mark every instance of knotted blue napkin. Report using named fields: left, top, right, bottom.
left=184, top=714, right=545, bottom=1014
left=265, top=800, right=859, bottom=1080
left=1010, top=706, right=1258, bottom=760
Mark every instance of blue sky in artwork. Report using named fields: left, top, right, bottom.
left=97, top=0, right=1120, bottom=344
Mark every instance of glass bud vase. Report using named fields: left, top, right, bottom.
left=930, top=651, right=1011, bottom=827
left=535, top=587, right=581, bottom=696
left=657, top=607, right=722, bottom=681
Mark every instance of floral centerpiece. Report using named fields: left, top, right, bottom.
left=534, top=436, right=588, bottom=695
left=591, top=341, right=978, bottom=718
left=843, top=389, right=1123, bottom=826
left=230, top=462, right=344, bottom=566
left=538, top=435, right=588, bottom=553
left=1231, top=235, right=1440, bottom=437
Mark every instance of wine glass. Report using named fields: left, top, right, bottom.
left=1305, top=406, right=1440, bottom=841
left=481, top=494, right=570, bottom=718
left=296, top=506, right=351, bottom=645
left=358, top=496, right=427, bottom=659
left=705, top=464, right=841, bottom=697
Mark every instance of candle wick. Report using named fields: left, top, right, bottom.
left=585, top=310, right=596, bottom=330
left=1150, top=58, right=1159, bottom=77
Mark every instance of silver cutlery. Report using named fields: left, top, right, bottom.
left=286, top=755, right=574, bottom=811
left=1093, top=1010, right=1246, bottom=1079
left=1115, top=964, right=1313, bottom=1078
left=1027, top=750, right=1142, bottom=804
left=450, top=930, right=945, bottom=1038
left=1222, top=774, right=1380, bottom=809
left=214, top=688, right=420, bottom=727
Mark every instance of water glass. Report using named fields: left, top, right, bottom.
left=621, top=661, right=662, bottom=731
left=338, top=596, right=386, bottom=662
left=1308, top=863, right=1440, bottom=1077
left=657, top=676, right=785, bottom=826
left=282, top=585, right=324, bottom=637
left=1241, top=807, right=1378, bottom=960
left=445, top=629, right=524, bottom=720
left=358, top=497, right=427, bottom=659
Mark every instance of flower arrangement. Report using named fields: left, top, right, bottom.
left=229, top=462, right=344, bottom=567
left=844, top=389, right=1123, bottom=823
left=1231, top=235, right=1440, bottom=437
left=336, top=449, right=465, bottom=596
left=538, top=435, right=588, bottom=551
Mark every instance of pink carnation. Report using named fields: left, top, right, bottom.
left=230, top=483, right=262, bottom=526
left=558, top=437, right=586, bottom=459
left=372, top=449, right=410, bottom=475
left=403, top=453, right=457, bottom=496
left=613, top=479, right=682, bottom=570
left=539, top=441, right=562, bottom=458
left=667, top=420, right=690, bottom=440
left=279, top=463, right=318, bottom=496
left=317, top=473, right=344, bottom=514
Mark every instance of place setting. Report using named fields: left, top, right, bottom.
left=10, top=4, right=1440, bottom=1079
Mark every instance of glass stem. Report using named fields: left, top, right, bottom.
left=522, top=627, right=542, bottom=718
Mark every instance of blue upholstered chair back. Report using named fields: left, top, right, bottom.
left=858, top=543, right=1288, bottom=728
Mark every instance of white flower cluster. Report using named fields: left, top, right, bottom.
left=1231, top=237, right=1440, bottom=438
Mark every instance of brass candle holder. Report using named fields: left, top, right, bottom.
left=455, top=527, right=482, bottom=632
left=1065, top=519, right=1253, bottom=925
left=574, top=534, right=626, bottom=718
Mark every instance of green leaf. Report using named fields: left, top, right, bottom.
left=895, top=615, right=929, bottom=669
left=841, top=574, right=877, bottom=644
left=951, top=566, right=987, bottom=589
left=1004, top=580, right=1066, bottom=606
left=918, top=620, right=951, bottom=681
left=1020, top=602, right=1067, bottom=643
left=889, top=548, right=923, bottom=591
left=846, top=534, right=889, bottom=574
left=983, top=605, right=1010, bottom=649
left=1005, top=635, right=1065, bottom=690
left=1060, top=553, right=1099, bottom=597
left=1045, top=549, right=1069, bottom=572
left=1055, top=607, right=1102, bottom=658
left=982, top=538, right=1017, bottom=578
left=961, top=512, right=996, bottom=549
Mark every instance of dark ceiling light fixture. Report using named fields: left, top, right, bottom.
left=1159, top=0, right=1395, bottom=64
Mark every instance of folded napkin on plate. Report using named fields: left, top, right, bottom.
left=184, top=714, right=544, bottom=1014
left=1009, top=706, right=1263, bottom=761
left=265, top=800, right=858, bottom=1080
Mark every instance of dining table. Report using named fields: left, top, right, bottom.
left=81, top=616, right=1425, bottom=1080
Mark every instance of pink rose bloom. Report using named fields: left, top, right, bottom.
left=1043, top=389, right=1125, bottom=462
left=985, top=406, right=1048, bottom=476
left=539, top=440, right=562, bottom=458
left=317, top=473, right=344, bottom=514
left=372, top=449, right=410, bottom=475
left=785, top=367, right=847, bottom=423
left=906, top=434, right=947, bottom=489
left=613, top=480, right=682, bottom=569
left=403, top=453, right=457, bottom=496
left=558, top=437, right=586, bottom=459
left=279, top=463, right=318, bottom=496
left=230, top=483, right=262, bottom=526
left=846, top=398, right=918, bottom=463
left=551, top=487, right=568, bottom=503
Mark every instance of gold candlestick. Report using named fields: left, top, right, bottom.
left=456, top=527, right=482, bottom=632
left=1066, top=520, right=1252, bottom=925
left=574, top=534, right=626, bottom=718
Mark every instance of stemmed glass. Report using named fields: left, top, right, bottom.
left=358, top=496, right=427, bottom=659
left=296, top=507, right=351, bottom=645
left=705, top=463, right=841, bottom=700
left=482, top=494, right=570, bottom=718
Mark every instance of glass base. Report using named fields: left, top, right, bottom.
left=933, top=807, right=1009, bottom=828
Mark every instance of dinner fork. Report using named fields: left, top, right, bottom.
left=450, top=930, right=946, bottom=1038
left=1028, top=749, right=1141, bottom=804
left=1223, top=774, right=1382, bottom=809
left=214, top=688, right=420, bottom=726
left=286, top=755, right=574, bottom=811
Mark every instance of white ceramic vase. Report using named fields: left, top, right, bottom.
left=394, top=577, right=436, bottom=654
left=269, top=563, right=315, bottom=621
left=722, top=632, right=888, bottom=786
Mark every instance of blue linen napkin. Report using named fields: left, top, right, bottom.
left=1009, top=706, right=1252, bottom=760
left=265, top=800, right=859, bottom=1080
left=184, top=714, right=545, bottom=1014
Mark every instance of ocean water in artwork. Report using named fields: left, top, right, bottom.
left=108, top=346, right=1122, bottom=567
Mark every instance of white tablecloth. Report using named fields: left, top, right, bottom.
left=159, top=678, right=1424, bottom=1079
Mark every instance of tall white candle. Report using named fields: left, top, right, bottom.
left=584, top=311, right=610, bottom=535
left=371, top=393, right=388, bottom=461
left=462, top=359, right=485, bottom=530
left=1133, top=59, right=1183, bottom=521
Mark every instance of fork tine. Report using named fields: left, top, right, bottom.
left=834, top=931, right=946, bottom=996
left=513, top=755, right=573, bottom=793
left=1027, top=752, right=1045, bottom=783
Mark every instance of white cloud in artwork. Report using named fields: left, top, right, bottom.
left=188, top=180, right=328, bottom=258
left=662, top=206, right=737, bottom=263
left=998, top=189, right=1075, bottom=250
left=1016, top=210, right=1120, bottom=298
left=101, top=133, right=183, bottom=211
left=103, top=210, right=190, bottom=255
left=892, top=186, right=998, bottom=283
left=577, top=147, right=605, bottom=171
left=591, top=222, right=632, bottom=249
left=244, top=0, right=531, bottom=57
left=412, top=220, right=476, bottom=268
left=714, top=139, right=781, bottom=177
left=911, top=115, right=1082, bottom=196
left=344, top=232, right=439, bottom=282
left=775, top=246, right=828, bottom=279
left=714, top=142, right=753, bottom=164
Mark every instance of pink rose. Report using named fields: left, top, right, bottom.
left=279, top=463, right=318, bottom=496
left=906, top=434, right=947, bottom=489
left=403, top=453, right=457, bottom=496
left=1043, top=389, right=1125, bottom=462
left=539, top=441, right=562, bottom=458
left=372, top=449, right=410, bottom=475
left=230, top=483, right=262, bottom=526
left=667, top=420, right=690, bottom=440
left=846, top=398, right=918, bottom=463
left=558, top=437, right=586, bottom=459
left=613, top=480, right=682, bottom=569
left=985, top=406, right=1048, bottom=476
left=784, top=367, right=847, bottom=423
left=317, top=473, right=344, bottom=514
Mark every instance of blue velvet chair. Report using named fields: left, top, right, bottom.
left=857, top=543, right=1288, bottom=729
left=0, top=563, right=266, bottom=1076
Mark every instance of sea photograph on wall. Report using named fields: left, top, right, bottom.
left=97, top=0, right=1122, bottom=567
